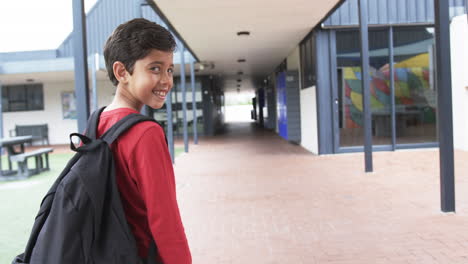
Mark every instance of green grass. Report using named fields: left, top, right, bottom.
left=0, top=148, right=185, bottom=263
left=0, top=153, right=74, bottom=263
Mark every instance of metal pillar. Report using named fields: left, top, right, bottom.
left=135, top=0, right=143, bottom=17
left=134, top=0, right=151, bottom=116
left=358, top=0, right=373, bottom=172
left=435, top=0, right=455, bottom=212
left=0, top=81, right=3, bottom=174
left=91, top=53, right=99, bottom=111
left=466, top=0, right=468, bottom=21
left=0, top=81, right=3, bottom=139
left=389, top=27, right=396, bottom=150
left=180, top=45, right=189, bottom=153
left=72, top=0, right=90, bottom=133
left=140, top=104, right=151, bottom=116
left=166, top=91, right=175, bottom=163
left=190, top=59, right=198, bottom=144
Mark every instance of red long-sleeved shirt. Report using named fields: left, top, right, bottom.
left=97, top=107, right=191, bottom=264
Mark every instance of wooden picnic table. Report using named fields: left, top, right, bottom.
left=0, top=136, right=33, bottom=173
left=0, top=135, right=33, bottom=146
left=0, top=136, right=53, bottom=179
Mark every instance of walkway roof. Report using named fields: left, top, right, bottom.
left=153, top=0, right=343, bottom=88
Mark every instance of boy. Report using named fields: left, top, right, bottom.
left=99, top=18, right=191, bottom=264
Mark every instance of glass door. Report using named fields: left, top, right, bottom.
left=335, top=28, right=392, bottom=148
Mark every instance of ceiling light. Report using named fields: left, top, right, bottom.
left=237, top=59, right=246, bottom=63
left=197, top=61, right=215, bottom=70
left=237, top=31, right=250, bottom=36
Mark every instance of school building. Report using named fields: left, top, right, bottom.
left=0, top=0, right=467, bottom=157
left=253, top=0, right=468, bottom=156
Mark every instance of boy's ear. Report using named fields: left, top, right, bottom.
left=113, top=61, right=129, bottom=84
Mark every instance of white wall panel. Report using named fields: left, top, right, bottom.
left=300, top=86, right=319, bottom=154
left=451, top=15, right=468, bottom=150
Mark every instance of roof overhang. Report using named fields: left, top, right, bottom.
left=0, top=51, right=193, bottom=84
left=152, top=0, right=344, bottom=90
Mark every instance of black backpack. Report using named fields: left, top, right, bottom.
left=13, top=107, right=162, bottom=264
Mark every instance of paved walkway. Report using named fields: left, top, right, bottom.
left=174, top=122, right=468, bottom=264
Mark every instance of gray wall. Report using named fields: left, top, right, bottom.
left=315, top=30, right=335, bottom=154
left=286, top=71, right=301, bottom=144
left=323, top=0, right=466, bottom=27
left=265, top=82, right=277, bottom=130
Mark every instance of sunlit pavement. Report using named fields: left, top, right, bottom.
left=174, top=121, right=468, bottom=264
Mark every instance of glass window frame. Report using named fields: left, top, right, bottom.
left=2, top=83, right=44, bottom=112
left=333, top=25, right=438, bottom=153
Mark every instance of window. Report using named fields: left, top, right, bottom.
left=334, top=26, right=437, bottom=148
left=393, top=27, right=436, bottom=144
left=300, top=32, right=316, bottom=89
left=2, top=83, right=44, bottom=112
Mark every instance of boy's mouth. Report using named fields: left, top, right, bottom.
left=153, top=90, right=167, bottom=99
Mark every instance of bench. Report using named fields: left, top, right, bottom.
left=10, top=148, right=53, bottom=178
left=10, top=124, right=49, bottom=146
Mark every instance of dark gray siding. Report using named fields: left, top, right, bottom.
left=265, top=83, right=277, bottom=130
left=286, top=71, right=301, bottom=143
left=315, top=30, right=334, bottom=154
left=323, top=0, right=466, bottom=27
left=57, top=0, right=175, bottom=57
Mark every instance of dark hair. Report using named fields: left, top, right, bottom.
left=103, top=18, right=177, bottom=86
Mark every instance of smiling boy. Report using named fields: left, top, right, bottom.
left=99, top=18, right=191, bottom=264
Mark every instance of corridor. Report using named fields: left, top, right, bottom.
left=174, top=122, right=468, bottom=264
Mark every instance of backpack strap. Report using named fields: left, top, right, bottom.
left=86, top=107, right=166, bottom=145
left=100, top=113, right=166, bottom=145
left=86, top=107, right=106, bottom=139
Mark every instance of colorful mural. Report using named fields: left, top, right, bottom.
left=342, top=53, right=436, bottom=129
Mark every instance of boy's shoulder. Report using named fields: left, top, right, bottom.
left=127, top=118, right=164, bottom=138
left=100, top=107, right=165, bottom=140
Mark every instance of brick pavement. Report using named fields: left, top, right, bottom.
left=174, top=122, right=468, bottom=264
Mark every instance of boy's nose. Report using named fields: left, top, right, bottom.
left=160, top=72, right=171, bottom=84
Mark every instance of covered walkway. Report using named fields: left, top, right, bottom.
left=174, top=122, right=468, bottom=264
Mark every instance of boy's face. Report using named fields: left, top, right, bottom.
left=126, top=49, right=174, bottom=109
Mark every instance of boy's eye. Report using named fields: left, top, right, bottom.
left=150, top=66, right=161, bottom=72
left=168, top=68, right=174, bottom=74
